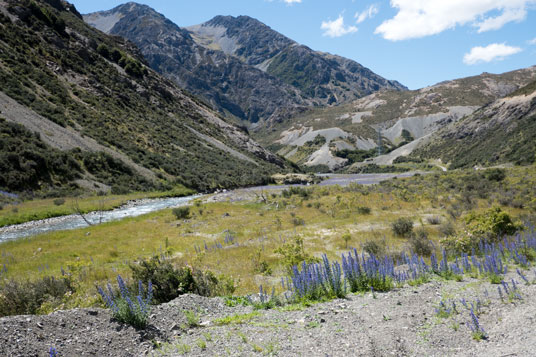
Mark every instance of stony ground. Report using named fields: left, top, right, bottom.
left=1, top=268, right=535, bottom=356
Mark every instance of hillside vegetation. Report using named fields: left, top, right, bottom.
left=0, top=0, right=284, bottom=197
left=256, top=67, right=536, bottom=171
left=415, top=80, right=536, bottom=168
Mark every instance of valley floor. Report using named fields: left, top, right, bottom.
left=1, top=267, right=535, bottom=356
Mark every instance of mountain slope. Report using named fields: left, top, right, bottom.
left=414, top=79, right=536, bottom=168
left=188, top=15, right=406, bottom=101
left=256, top=66, right=536, bottom=170
left=0, top=0, right=284, bottom=195
left=84, top=3, right=405, bottom=126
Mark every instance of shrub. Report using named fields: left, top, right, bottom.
left=291, top=217, right=305, bottom=226
left=251, top=248, right=272, bottom=275
left=172, top=206, right=190, bottom=219
left=438, top=221, right=456, bottom=237
left=484, top=168, right=506, bottom=182
left=408, top=228, right=434, bottom=256
left=274, top=236, right=319, bottom=273
left=130, top=255, right=236, bottom=301
left=465, top=207, right=520, bottom=242
left=361, top=239, right=387, bottom=257
left=426, top=216, right=441, bottom=225
left=192, top=269, right=237, bottom=297
left=391, top=217, right=414, bottom=237
left=281, top=186, right=311, bottom=199
left=356, top=206, right=371, bottom=215
left=53, top=198, right=65, bottom=206
left=442, top=208, right=520, bottom=253
left=129, top=255, right=194, bottom=304
left=342, top=233, right=352, bottom=249
left=0, top=276, right=75, bottom=317
left=97, top=275, right=152, bottom=329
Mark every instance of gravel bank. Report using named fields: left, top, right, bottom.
left=1, top=268, right=535, bottom=356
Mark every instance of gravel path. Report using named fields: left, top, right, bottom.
left=1, top=268, right=535, bottom=356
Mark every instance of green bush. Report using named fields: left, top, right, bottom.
left=0, top=276, right=75, bottom=317
left=172, top=206, right=190, bottom=219
left=356, top=206, right=371, bottom=215
left=484, top=168, right=506, bottom=182
left=130, top=256, right=195, bottom=304
left=53, top=198, right=65, bottom=206
left=130, top=255, right=236, bottom=303
left=465, top=207, right=519, bottom=240
left=192, top=269, right=237, bottom=297
left=441, top=207, right=521, bottom=253
left=391, top=217, right=414, bottom=237
left=274, top=236, right=319, bottom=273
left=408, top=228, right=434, bottom=256
left=438, top=221, right=456, bottom=237
left=361, top=239, right=386, bottom=257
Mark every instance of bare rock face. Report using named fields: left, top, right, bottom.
left=84, top=4, right=405, bottom=126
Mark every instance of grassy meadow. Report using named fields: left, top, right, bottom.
left=0, top=166, right=535, bottom=313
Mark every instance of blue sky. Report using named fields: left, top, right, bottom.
left=71, top=0, right=536, bottom=90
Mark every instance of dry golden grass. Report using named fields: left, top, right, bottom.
left=2, top=165, right=533, bottom=307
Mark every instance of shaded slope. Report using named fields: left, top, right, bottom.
left=85, top=3, right=310, bottom=124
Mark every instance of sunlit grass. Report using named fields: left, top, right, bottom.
left=1, top=165, right=534, bottom=310
left=0, top=189, right=447, bottom=298
left=0, top=185, right=194, bottom=227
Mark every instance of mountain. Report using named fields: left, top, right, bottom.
left=255, top=66, right=536, bottom=170
left=414, top=79, right=536, bottom=168
left=84, top=3, right=405, bottom=126
left=0, top=0, right=284, bottom=196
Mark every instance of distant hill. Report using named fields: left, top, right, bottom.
left=254, top=67, right=536, bottom=170
left=0, top=0, right=285, bottom=196
left=84, top=3, right=405, bottom=126
left=414, top=79, right=536, bottom=168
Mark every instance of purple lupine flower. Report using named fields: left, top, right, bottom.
left=501, top=281, right=509, bottom=294
left=117, top=275, right=129, bottom=299
left=516, top=268, right=530, bottom=285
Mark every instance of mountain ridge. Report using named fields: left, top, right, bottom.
left=84, top=3, right=406, bottom=126
left=255, top=65, right=536, bottom=170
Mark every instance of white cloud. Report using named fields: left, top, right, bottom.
left=283, top=0, right=301, bottom=3
left=529, top=37, right=536, bottom=45
left=375, top=0, right=536, bottom=41
left=355, top=4, right=379, bottom=24
left=463, top=43, right=522, bottom=65
left=474, top=7, right=526, bottom=32
left=321, top=15, right=358, bottom=37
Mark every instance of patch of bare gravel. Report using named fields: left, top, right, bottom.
left=2, top=269, right=536, bottom=356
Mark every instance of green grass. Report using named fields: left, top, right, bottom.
left=214, top=312, right=260, bottom=325
left=0, top=165, right=534, bottom=312
left=0, top=185, right=194, bottom=227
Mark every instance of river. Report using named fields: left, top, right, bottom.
left=0, top=172, right=422, bottom=242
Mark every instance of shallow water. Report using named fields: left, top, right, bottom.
left=0, top=195, right=200, bottom=242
